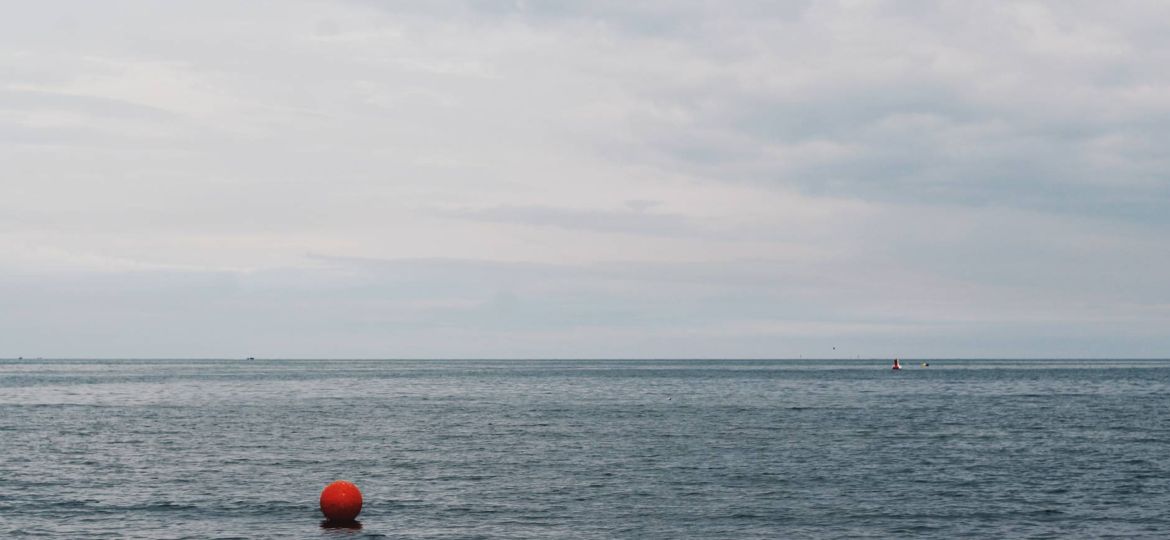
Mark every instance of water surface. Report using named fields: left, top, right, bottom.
left=2, top=359, right=1168, bottom=538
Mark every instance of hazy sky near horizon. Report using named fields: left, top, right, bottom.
left=3, top=1, right=1169, bottom=358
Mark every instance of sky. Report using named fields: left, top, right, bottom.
left=2, top=0, right=1169, bottom=358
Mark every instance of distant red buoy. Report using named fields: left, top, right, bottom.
left=320, top=480, right=363, bottom=522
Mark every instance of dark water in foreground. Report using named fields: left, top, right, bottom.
left=2, top=359, right=1169, bottom=539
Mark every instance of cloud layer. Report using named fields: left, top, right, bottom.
left=3, top=1, right=1168, bottom=357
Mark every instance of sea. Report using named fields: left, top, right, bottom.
left=2, top=359, right=1168, bottom=539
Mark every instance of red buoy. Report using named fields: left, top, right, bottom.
left=320, top=480, right=363, bottom=522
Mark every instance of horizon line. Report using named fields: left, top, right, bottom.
left=4, top=356, right=1170, bottom=361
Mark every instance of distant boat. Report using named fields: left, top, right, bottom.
left=892, top=358, right=901, bottom=370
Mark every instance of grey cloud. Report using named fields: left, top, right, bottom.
left=5, top=255, right=1168, bottom=358
left=446, top=1, right=1170, bottom=221
left=0, top=89, right=175, bottom=120
left=437, top=204, right=726, bottom=238
left=304, top=254, right=803, bottom=289
left=4, top=0, right=1170, bottom=357
left=352, top=0, right=811, bottom=31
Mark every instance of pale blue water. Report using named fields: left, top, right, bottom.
left=1, top=359, right=1169, bottom=538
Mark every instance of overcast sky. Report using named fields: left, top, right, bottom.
left=3, top=1, right=1169, bottom=358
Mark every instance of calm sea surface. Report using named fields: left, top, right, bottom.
left=2, top=359, right=1169, bottom=539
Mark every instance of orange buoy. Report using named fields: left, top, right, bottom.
left=320, top=480, right=363, bottom=522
